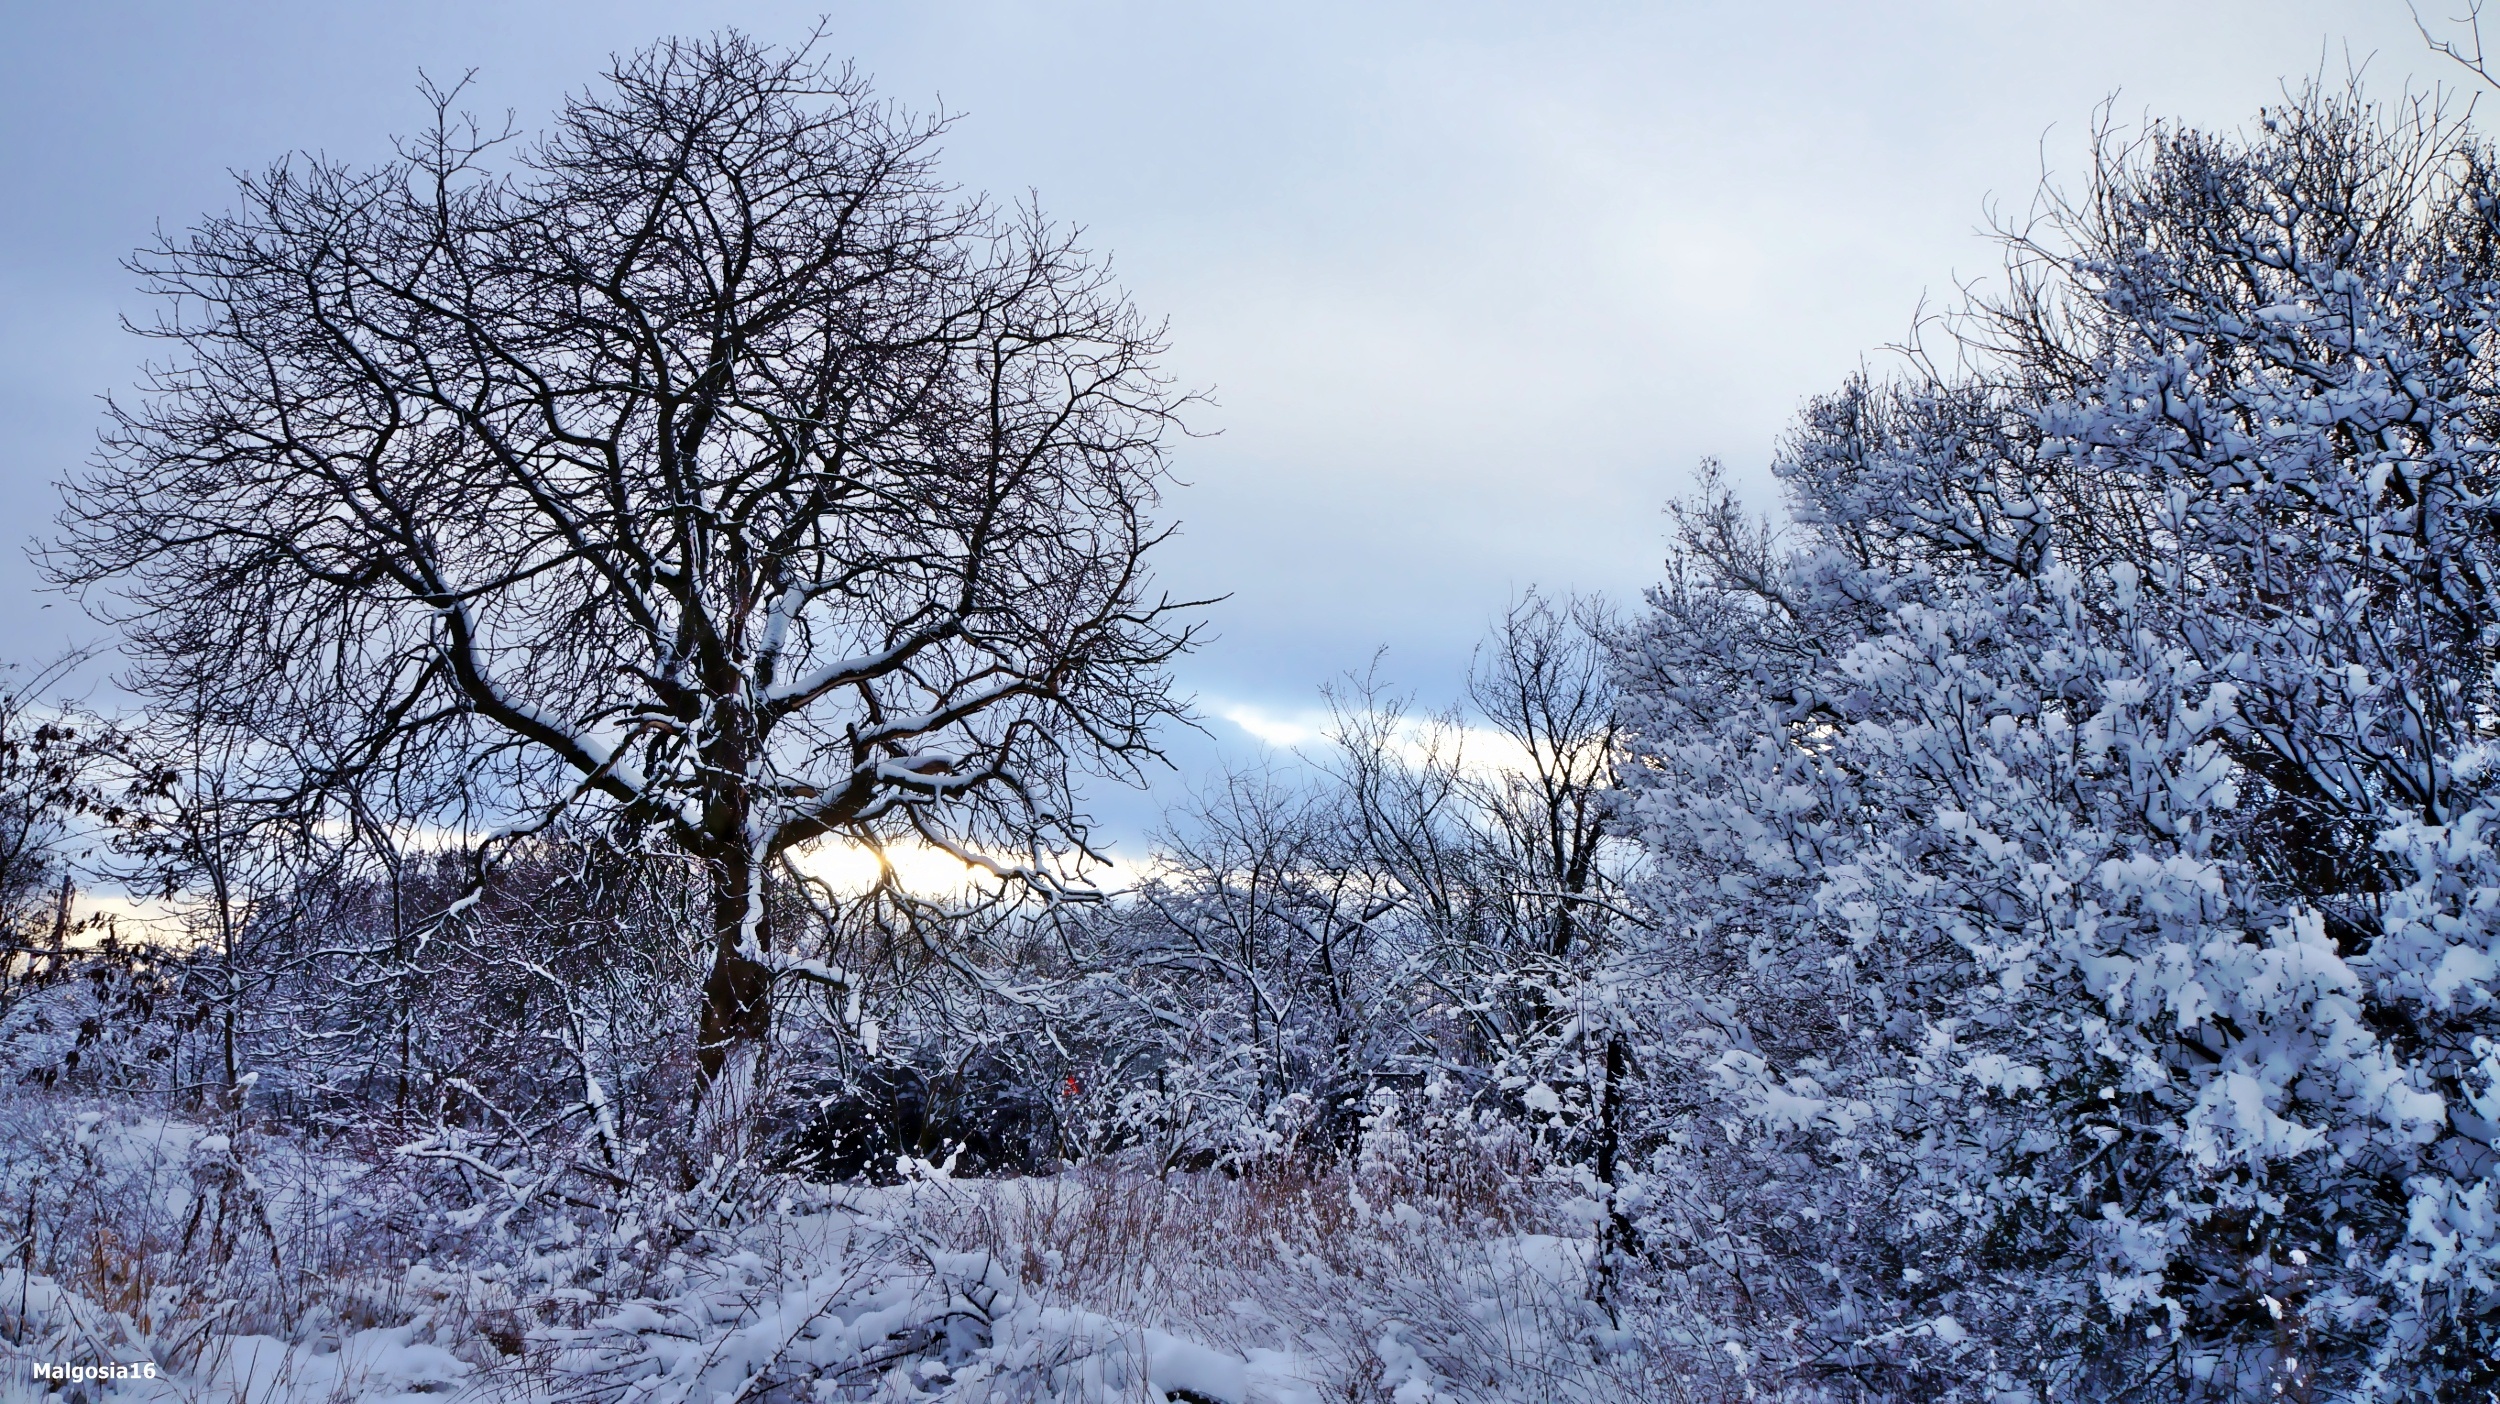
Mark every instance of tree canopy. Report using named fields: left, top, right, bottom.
left=52, top=34, right=1201, bottom=1089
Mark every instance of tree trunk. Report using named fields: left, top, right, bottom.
left=1593, top=1030, right=1633, bottom=1314
left=695, top=846, right=774, bottom=1100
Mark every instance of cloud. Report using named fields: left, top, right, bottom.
left=1220, top=704, right=1319, bottom=748
left=1214, top=696, right=1540, bottom=779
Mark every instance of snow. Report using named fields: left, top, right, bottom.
left=0, top=1090, right=1658, bottom=1402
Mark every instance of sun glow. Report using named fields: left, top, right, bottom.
left=783, top=837, right=1136, bottom=897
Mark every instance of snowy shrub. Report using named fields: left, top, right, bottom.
left=0, top=1070, right=1725, bottom=1403
left=1610, top=86, right=2500, bottom=1400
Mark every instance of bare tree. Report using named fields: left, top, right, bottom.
left=1464, top=590, right=1622, bottom=960
left=52, top=33, right=1202, bottom=1102
left=0, top=659, right=116, bottom=973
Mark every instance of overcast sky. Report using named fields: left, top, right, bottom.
left=0, top=0, right=2454, bottom=841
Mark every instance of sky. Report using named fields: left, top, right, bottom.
left=0, top=0, right=2458, bottom=847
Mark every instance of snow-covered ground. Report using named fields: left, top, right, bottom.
left=0, top=1091, right=1694, bottom=1403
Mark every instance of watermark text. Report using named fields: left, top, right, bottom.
left=29, top=1362, right=159, bottom=1382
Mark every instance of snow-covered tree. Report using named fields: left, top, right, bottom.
left=50, top=34, right=1199, bottom=1102
left=1613, top=87, right=2500, bottom=1399
left=0, top=664, right=109, bottom=963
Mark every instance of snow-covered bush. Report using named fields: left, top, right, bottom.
left=0, top=1074, right=1716, bottom=1403
left=1610, top=87, right=2500, bottom=1400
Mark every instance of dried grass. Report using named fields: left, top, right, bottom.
left=0, top=1087, right=1758, bottom=1402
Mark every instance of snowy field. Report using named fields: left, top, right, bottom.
left=0, top=1089, right=1711, bottom=1403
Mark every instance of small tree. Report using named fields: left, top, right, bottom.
left=53, top=34, right=1200, bottom=1101
left=0, top=660, right=115, bottom=971
left=1464, top=590, right=1622, bottom=962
